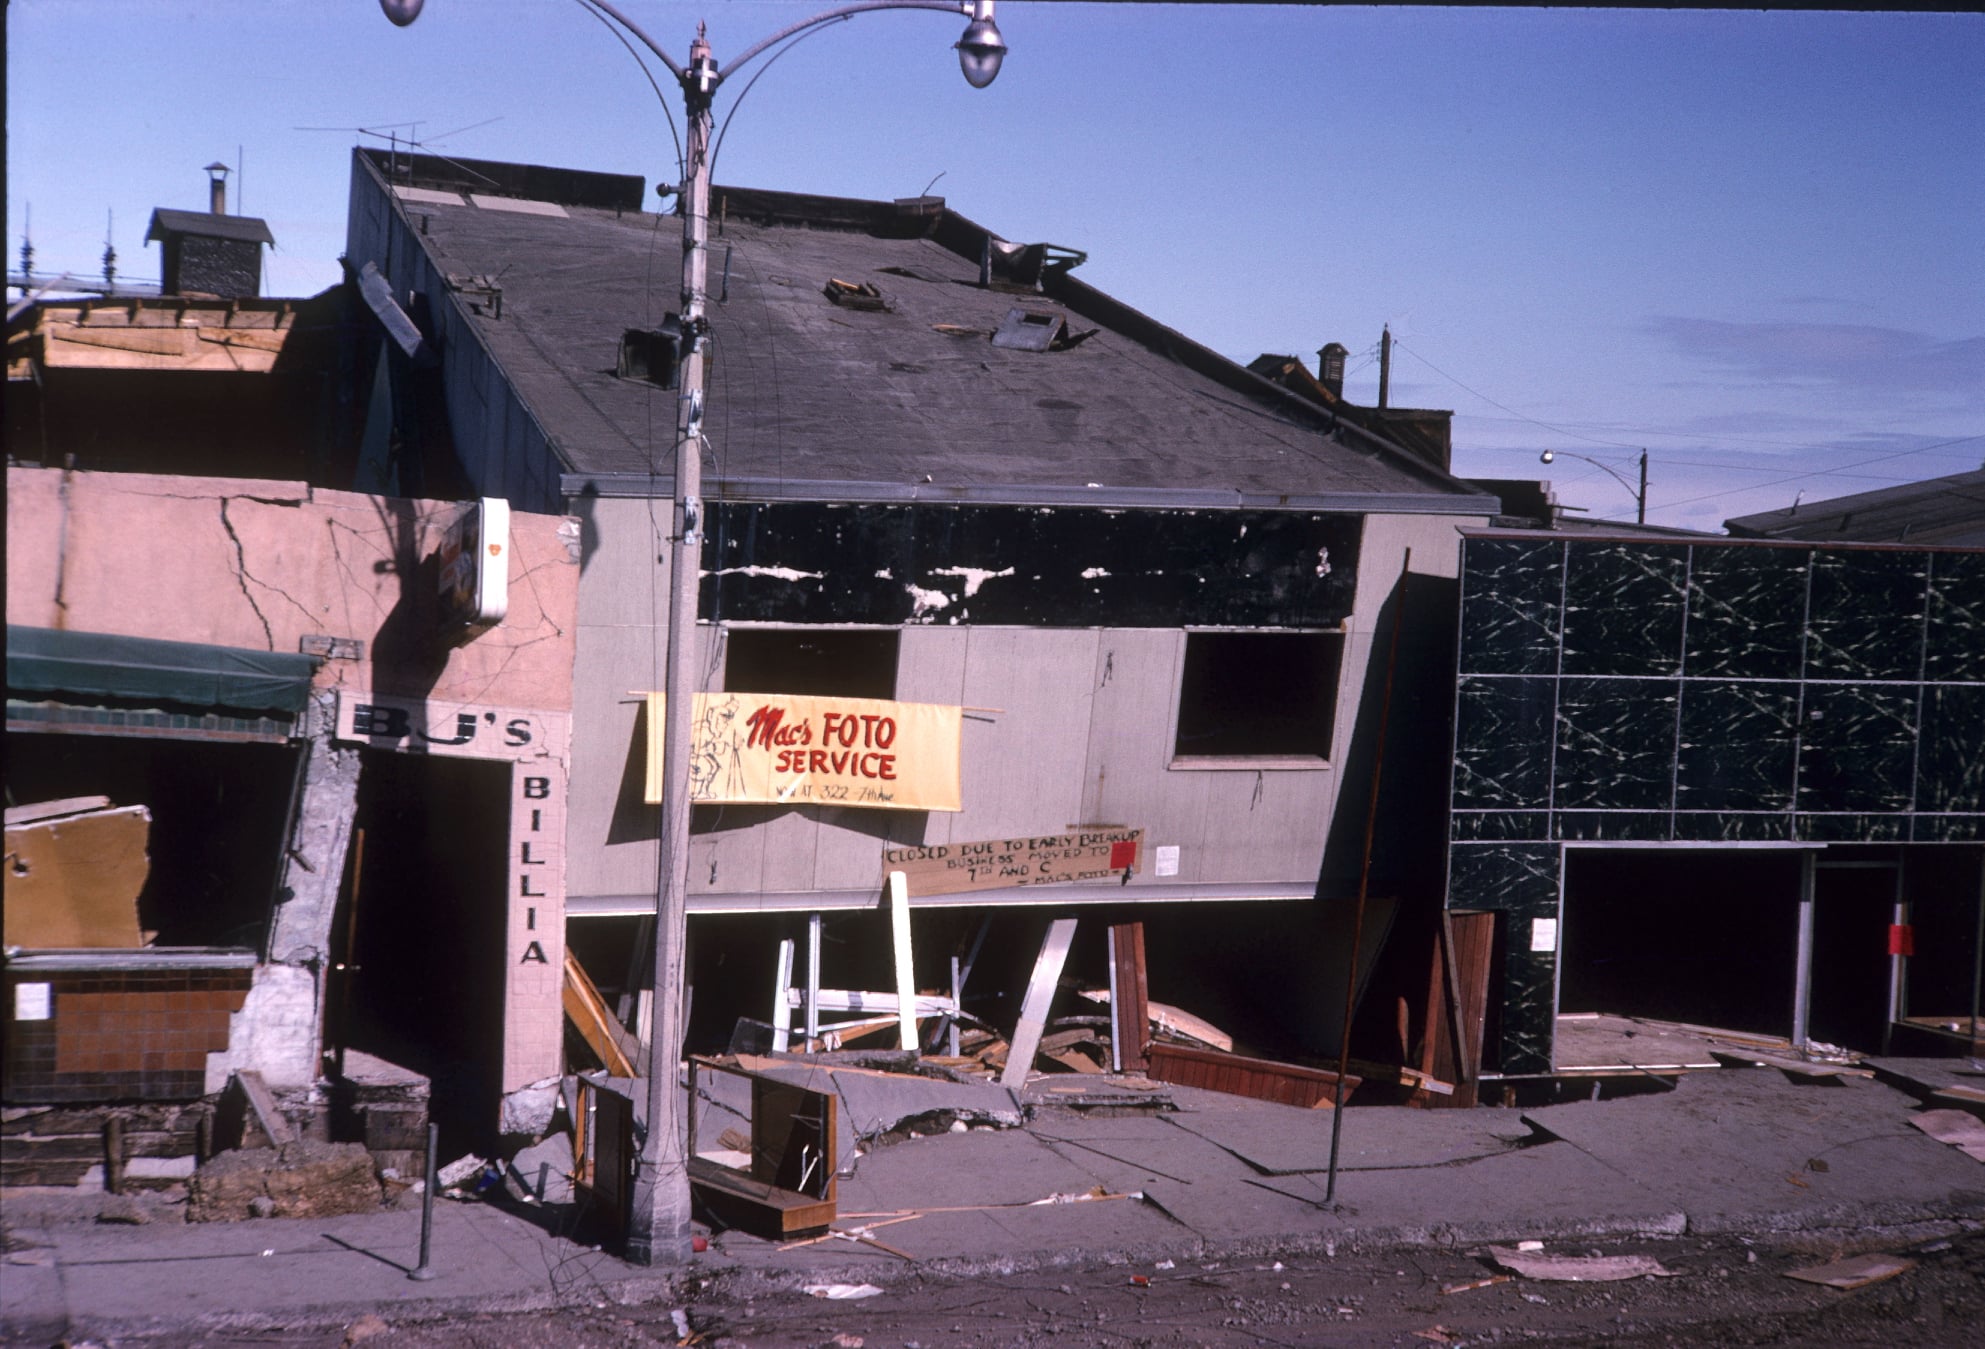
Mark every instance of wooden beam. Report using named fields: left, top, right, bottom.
left=888, top=870, right=918, bottom=1052
left=563, top=948, right=637, bottom=1078
left=1108, top=921, right=1150, bottom=1073
left=1001, top=917, right=1078, bottom=1088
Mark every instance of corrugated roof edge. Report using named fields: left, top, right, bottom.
left=562, top=471, right=1496, bottom=515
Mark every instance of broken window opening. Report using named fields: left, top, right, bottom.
left=724, top=628, right=900, bottom=701
left=1172, top=632, right=1341, bottom=763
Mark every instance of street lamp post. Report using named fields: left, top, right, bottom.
left=385, top=0, right=1006, bottom=1268
left=1539, top=448, right=1648, bottom=525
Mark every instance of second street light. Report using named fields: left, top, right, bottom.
left=1540, top=448, right=1649, bottom=525
left=384, top=0, right=1007, bottom=1268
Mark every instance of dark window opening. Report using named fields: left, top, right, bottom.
left=2, top=731, right=298, bottom=948
left=1174, top=632, right=1341, bottom=760
left=725, top=628, right=899, bottom=701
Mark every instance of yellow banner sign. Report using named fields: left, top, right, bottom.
left=644, top=692, right=962, bottom=812
left=883, top=828, right=1144, bottom=897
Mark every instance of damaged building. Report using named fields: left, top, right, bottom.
left=340, top=146, right=1504, bottom=1112
left=5, top=175, right=585, bottom=1179
left=1447, top=524, right=1985, bottom=1084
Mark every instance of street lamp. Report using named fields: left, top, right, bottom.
left=386, top=0, right=1006, bottom=1268
left=1539, top=448, right=1649, bottom=526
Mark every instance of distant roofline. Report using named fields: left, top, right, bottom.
left=1724, top=467, right=1985, bottom=538
left=565, top=471, right=1498, bottom=515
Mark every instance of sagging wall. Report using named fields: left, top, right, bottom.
left=1445, top=535, right=1985, bottom=1073
left=563, top=494, right=1476, bottom=910
left=5, top=468, right=581, bottom=1095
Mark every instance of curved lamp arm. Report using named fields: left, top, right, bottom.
left=578, top=0, right=687, bottom=80
left=723, top=0, right=1001, bottom=89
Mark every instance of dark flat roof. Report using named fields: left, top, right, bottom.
left=1724, top=469, right=1985, bottom=546
left=360, top=151, right=1494, bottom=512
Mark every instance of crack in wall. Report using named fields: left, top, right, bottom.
left=219, top=498, right=322, bottom=647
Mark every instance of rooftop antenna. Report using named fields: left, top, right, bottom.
left=101, top=210, right=117, bottom=294
left=19, top=204, right=31, bottom=282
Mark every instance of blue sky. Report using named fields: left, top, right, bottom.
left=9, top=3, right=1982, bottom=531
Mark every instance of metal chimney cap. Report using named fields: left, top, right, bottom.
left=204, top=162, right=230, bottom=177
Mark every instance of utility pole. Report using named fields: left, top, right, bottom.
left=626, top=26, right=716, bottom=1271
left=1377, top=324, right=1391, bottom=410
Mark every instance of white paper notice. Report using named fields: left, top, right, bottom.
left=1530, top=917, right=1558, bottom=953
left=1154, top=845, right=1180, bottom=877
left=15, top=982, right=52, bottom=1021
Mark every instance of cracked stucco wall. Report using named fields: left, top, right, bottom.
left=4, top=466, right=580, bottom=710
left=7, top=466, right=584, bottom=1100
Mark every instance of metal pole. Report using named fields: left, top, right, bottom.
left=1325, top=549, right=1409, bottom=1205
left=1971, top=850, right=1984, bottom=1057
left=627, top=31, right=715, bottom=1268
left=409, top=1121, right=437, bottom=1281
left=1792, top=851, right=1816, bottom=1051
left=1884, top=853, right=1906, bottom=1055
left=1636, top=450, right=1648, bottom=526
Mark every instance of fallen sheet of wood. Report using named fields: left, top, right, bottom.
left=3, top=799, right=151, bottom=948
left=1907, top=1108, right=1985, bottom=1162
left=1077, top=988, right=1233, bottom=1053
left=1708, top=1049, right=1872, bottom=1080
left=1487, top=1246, right=1675, bottom=1282
left=1783, top=1253, right=1916, bottom=1290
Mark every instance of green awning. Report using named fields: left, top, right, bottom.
left=6, top=626, right=319, bottom=716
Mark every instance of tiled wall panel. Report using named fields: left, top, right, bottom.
left=1447, top=537, right=1985, bottom=1074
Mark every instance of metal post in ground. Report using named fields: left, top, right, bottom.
left=409, top=1121, right=438, bottom=1281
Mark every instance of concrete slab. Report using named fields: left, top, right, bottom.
left=1520, top=1069, right=1985, bottom=1233
left=1029, top=1113, right=1259, bottom=1189
left=44, top=1202, right=623, bottom=1336
left=1258, top=1140, right=1680, bottom=1246
left=836, top=1129, right=1104, bottom=1214
left=1167, top=1103, right=1535, bottom=1174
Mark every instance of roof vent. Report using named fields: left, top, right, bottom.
left=979, top=238, right=1088, bottom=291
left=991, top=307, right=1096, bottom=352
left=618, top=316, right=685, bottom=387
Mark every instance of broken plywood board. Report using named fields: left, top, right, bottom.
left=1783, top=1252, right=1916, bottom=1290
left=1552, top=1013, right=1727, bottom=1072
left=1487, top=1245, right=1674, bottom=1282
left=1163, top=1100, right=1534, bottom=1176
left=1906, top=1108, right=1985, bottom=1163
left=1077, top=988, right=1232, bottom=1053
left=724, top=1057, right=1023, bottom=1166
left=3, top=801, right=151, bottom=948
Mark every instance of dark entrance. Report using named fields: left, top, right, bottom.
left=336, top=750, right=509, bottom=1154
left=1560, top=849, right=1803, bottom=1037
left=1810, top=855, right=1902, bottom=1054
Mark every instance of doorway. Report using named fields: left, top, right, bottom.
left=337, top=751, right=510, bottom=1154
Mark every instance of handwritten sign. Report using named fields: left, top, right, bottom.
left=883, top=828, right=1143, bottom=898
left=645, top=692, right=962, bottom=812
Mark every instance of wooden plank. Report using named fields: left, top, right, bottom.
left=1109, top=922, right=1150, bottom=1073
left=1001, top=918, right=1078, bottom=1088
left=1420, top=911, right=1494, bottom=1107
left=562, top=948, right=637, bottom=1078
left=888, top=870, right=917, bottom=1050
left=1145, top=1041, right=1359, bottom=1109
left=770, top=938, right=795, bottom=1053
